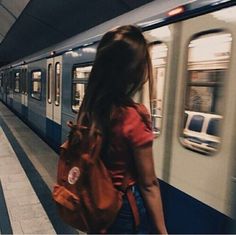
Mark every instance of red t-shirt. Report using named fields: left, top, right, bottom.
left=103, top=103, right=154, bottom=187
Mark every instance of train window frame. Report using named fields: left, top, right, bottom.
left=47, top=63, right=52, bottom=104
left=180, top=30, right=232, bottom=155
left=54, top=62, right=61, bottom=106
left=149, top=41, right=168, bottom=137
left=71, top=63, right=93, bottom=113
left=31, top=70, right=42, bottom=101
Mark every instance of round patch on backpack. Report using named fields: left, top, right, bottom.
left=68, top=167, right=80, bottom=184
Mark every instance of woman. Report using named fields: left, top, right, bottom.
left=78, top=25, right=167, bottom=234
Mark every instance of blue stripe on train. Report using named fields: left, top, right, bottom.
left=158, top=180, right=235, bottom=234
left=21, top=105, right=28, bottom=121
left=46, top=118, right=61, bottom=152
left=9, top=97, right=13, bottom=106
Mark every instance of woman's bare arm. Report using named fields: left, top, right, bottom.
left=134, top=142, right=168, bottom=234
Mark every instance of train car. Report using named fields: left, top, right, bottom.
left=0, top=0, right=236, bottom=233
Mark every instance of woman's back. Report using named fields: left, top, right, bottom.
left=103, top=103, right=153, bottom=188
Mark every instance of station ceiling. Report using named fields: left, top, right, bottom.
left=0, top=0, right=29, bottom=43
left=0, top=0, right=153, bottom=67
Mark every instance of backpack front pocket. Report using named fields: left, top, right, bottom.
left=53, top=184, right=80, bottom=211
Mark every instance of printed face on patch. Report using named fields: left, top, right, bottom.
left=68, top=167, right=80, bottom=184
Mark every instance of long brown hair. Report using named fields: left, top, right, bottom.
left=78, top=25, right=153, bottom=148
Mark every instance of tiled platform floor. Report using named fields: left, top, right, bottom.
left=0, top=102, right=78, bottom=234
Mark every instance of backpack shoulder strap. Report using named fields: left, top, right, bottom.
left=126, top=189, right=140, bottom=230
left=119, top=171, right=140, bottom=230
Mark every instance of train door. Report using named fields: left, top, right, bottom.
left=168, top=6, right=236, bottom=233
left=21, top=66, right=28, bottom=106
left=46, top=56, right=62, bottom=124
left=6, top=70, right=13, bottom=106
left=232, top=110, right=236, bottom=232
left=0, top=72, right=3, bottom=101
left=3, top=72, right=7, bottom=103
left=46, top=56, right=62, bottom=147
left=21, top=65, right=28, bottom=119
left=141, top=26, right=173, bottom=182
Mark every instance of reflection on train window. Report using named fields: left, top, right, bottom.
left=31, top=71, right=42, bottom=100
left=149, top=42, right=168, bottom=136
left=72, top=65, right=92, bottom=112
left=55, top=62, right=61, bottom=106
left=47, top=64, right=52, bottom=103
left=14, top=72, right=20, bottom=93
left=182, top=32, right=232, bottom=155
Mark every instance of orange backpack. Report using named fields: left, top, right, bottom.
left=52, top=121, right=124, bottom=233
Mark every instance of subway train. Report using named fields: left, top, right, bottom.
left=0, top=0, right=236, bottom=233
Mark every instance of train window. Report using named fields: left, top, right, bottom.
left=47, top=64, right=52, bottom=103
left=72, top=65, right=92, bottom=112
left=181, top=32, right=232, bottom=155
left=149, top=42, right=168, bottom=136
left=14, top=72, right=20, bottom=93
left=144, top=26, right=171, bottom=136
left=55, top=62, right=61, bottom=106
left=31, top=71, right=42, bottom=100
left=207, top=118, right=221, bottom=137
left=188, top=115, right=204, bottom=132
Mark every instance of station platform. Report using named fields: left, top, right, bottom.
left=0, top=102, right=78, bottom=234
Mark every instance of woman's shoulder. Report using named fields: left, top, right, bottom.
left=133, top=103, right=150, bottom=116
left=115, top=103, right=152, bottom=128
left=119, top=103, right=153, bottom=146
left=133, top=103, right=152, bottom=130
left=113, top=103, right=149, bottom=119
